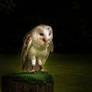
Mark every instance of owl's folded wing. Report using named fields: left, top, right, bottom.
left=41, top=41, right=54, bottom=66
left=21, top=32, right=32, bottom=68
left=48, top=41, right=54, bottom=53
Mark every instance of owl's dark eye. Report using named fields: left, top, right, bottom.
left=49, top=33, right=51, bottom=36
left=39, top=33, right=44, bottom=36
left=49, top=31, right=51, bottom=36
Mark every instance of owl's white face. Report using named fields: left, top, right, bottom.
left=32, top=25, right=53, bottom=47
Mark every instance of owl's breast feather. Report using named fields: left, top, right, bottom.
left=29, top=45, right=48, bottom=57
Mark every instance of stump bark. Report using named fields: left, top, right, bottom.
left=1, top=72, right=54, bottom=92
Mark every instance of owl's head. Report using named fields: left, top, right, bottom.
left=32, top=24, right=53, bottom=47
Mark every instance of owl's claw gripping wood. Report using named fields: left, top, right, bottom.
left=40, top=69, right=46, bottom=72
left=31, top=69, right=36, bottom=73
left=39, top=66, right=47, bottom=72
left=30, top=66, right=36, bottom=73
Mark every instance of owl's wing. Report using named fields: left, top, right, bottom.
left=48, top=41, right=54, bottom=53
left=41, top=41, right=54, bottom=66
left=21, top=32, right=32, bottom=70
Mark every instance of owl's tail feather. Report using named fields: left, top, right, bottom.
left=22, top=60, right=28, bottom=70
left=22, top=59, right=32, bottom=72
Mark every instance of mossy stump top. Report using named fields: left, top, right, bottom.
left=2, top=72, right=54, bottom=92
left=2, top=72, right=54, bottom=84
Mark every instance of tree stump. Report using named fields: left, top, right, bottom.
left=1, top=72, right=54, bottom=92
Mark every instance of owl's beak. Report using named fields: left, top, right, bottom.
left=42, top=38, right=47, bottom=43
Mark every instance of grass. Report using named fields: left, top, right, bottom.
left=0, top=53, right=92, bottom=92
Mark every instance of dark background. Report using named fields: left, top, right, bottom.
left=0, top=0, right=91, bottom=54
left=1, top=1, right=92, bottom=92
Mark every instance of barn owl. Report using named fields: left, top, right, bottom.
left=21, top=24, right=54, bottom=72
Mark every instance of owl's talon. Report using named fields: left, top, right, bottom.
left=40, top=69, right=45, bottom=72
left=40, top=69, right=47, bottom=73
left=39, top=65, right=45, bottom=72
left=31, top=69, right=36, bottom=73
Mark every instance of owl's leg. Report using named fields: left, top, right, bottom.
left=38, top=59, right=45, bottom=72
left=31, top=56, right=36, bottom=72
